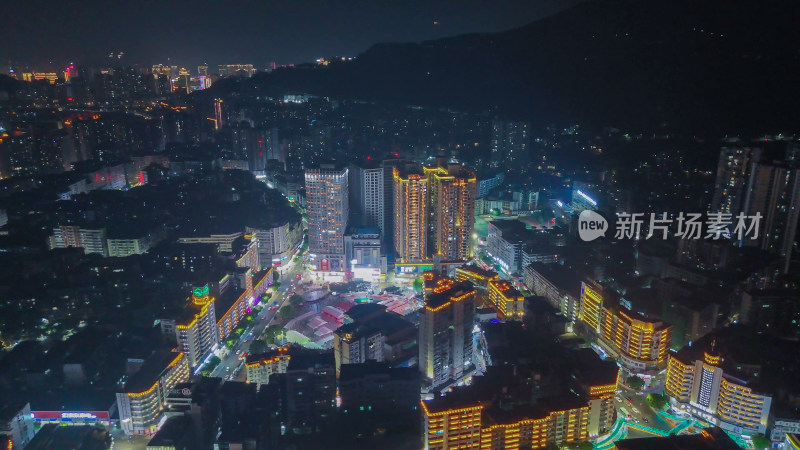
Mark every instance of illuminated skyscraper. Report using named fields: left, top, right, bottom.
left=710, top=147, right=761, bottom=216
left=426, top=162, right=477, bottom=260
left=393, top=163, right=429, bottom=261
left=305, top=163, right=349, bottom=272
left=742, top=163, right=800, bottom=273
left=419, top=272, right=476, bottom=391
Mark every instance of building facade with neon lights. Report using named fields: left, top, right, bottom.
left=488, top=280, right=525, bottom=321
left=579, top=281, right=672, bottom=372
left=116, top=350, right=190, bottom=436
left=665, top=336, right=773, bottom=435
left=425, top=162, right=477, bottom=261
left=419, top=272, right=476, bottom=391
left=245, top=346, right=292, bottom=385
left=422, top=348, right=619, bottom=450
left=393, top=163, right=429, bottom=262
left=159, top=286, right=219, bottom=368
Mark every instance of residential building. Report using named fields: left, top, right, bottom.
left=524, top=263, right=581, bottom=322
left=246, top=219, right=302, bottom=269
left=742, top=163, right=800, bottom=273
left=245, top=346, right=292, bottom=385
left=579, top=281, right=672, bottom=371
left=159, top=286, right=219, bottom=368
left=333, top=322, right=385, bottom=377
left=476, top=171, right=505, bottom=198
left=419, top=272, right=476, bottom=391
left=488, top=280, right=524, bottom=321
left=305, top=163, right=349, bottom=272
left=426, top=161, right=477, bottom=261
left=48, top=224, right=108, bottom=256
left=490, top=120, right=530, bottom=167
left=0, top=403, right=35, bottom=449
left=117, top=350, right=191, bottom=435
left=740, top=289, right=800, bottom=340
left=393, top=163, right=429, bottom=261
left=422, top=350, right=618, bottom=450
left=339, top=362, right=419, bottom=417
left=711, top=147, right=761, bottom=216
left=348, top=162, right=385, bottom=236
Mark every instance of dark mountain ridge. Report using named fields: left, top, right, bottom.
left=231, top=0, right=800, bottom=135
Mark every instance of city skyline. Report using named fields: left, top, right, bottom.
left=1, top=1, right=800, bottom=449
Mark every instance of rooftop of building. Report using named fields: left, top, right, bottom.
left=0, top=401, right=28, bottom=422
left=524, top=296, right=559, bottom=315
left=456, top=264, right=498, bottom=280
left=489, top=280, right=523, bottom=298
left=393, top=162, right=426, bottom=179
left=344, top=303, right=387, bottom=323
left=339, top=361, right=418, bottom=382
left=285, top=349, right=335, bottom=372
left=424, top=279, right=475, bottom=310
left=525, top=262, right=582, bottom=295
left=29, top=388, right=117, bottom=413
left=122, top=348, right=182, bottom=394
left=246, top=345, right=292, bottom=366
left=213, top=288, right=245, bottom=321
left=25, top=423, right=111, bottom=450
left=671, top=326, right=800, bottom=394
left=423, top=365, right=591, bottom=423
left=345, top=226, right=380, bottom=238
left=219, top=380, right=258, bottom=398
left=571, top=348, right=619, bottom=387
left=146, top=416, right=193, bottom=448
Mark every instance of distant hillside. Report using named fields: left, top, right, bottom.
left=230, top=0, right=800, bottom=135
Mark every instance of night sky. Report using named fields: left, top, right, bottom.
left=1, top=0, right=584, bottom=69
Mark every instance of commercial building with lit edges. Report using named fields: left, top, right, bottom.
left=419, top=272, right=476, bottom=392
left=665, top=333, right=773, bottom=435
left=245, top=345, right=292, bottom=385
left=425, top=161, right=477, bottom=261
left=393, top=163, right=429, bottom=262
left=159, top=286, right=219, bottom=368
left=579, top=281, right=672, bottom=372
left=116, top=350, right=190, bottom=436
left=422, top=348, right=619, bottom=450
left=455, top=264, right=499, bottom=292
left=488, top=280, right=525, bottom=321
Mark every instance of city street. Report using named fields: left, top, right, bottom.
left=615, top=388, right=666, bottom=432
left=210, top=254, right=307, bottom=380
